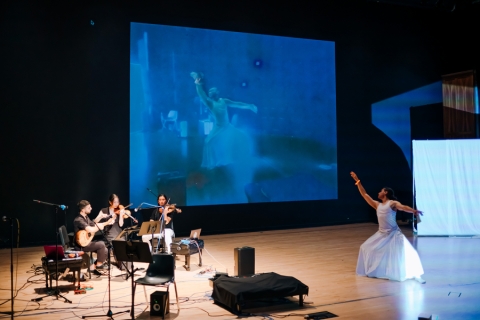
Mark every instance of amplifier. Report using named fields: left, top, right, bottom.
left=150, top=291, right=169, bottom=316
left=234, top=247, right=255, bottom=276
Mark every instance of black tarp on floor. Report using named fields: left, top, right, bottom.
left=212, top=272, right=309, bottom=313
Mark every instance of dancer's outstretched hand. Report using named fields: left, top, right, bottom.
left=350, top=171, right=359, bottom=182
left=414, top=209, right=423, bottom=216
left=190, top=72, right=202, bottom=84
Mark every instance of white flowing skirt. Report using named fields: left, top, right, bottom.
left=356, top=228, right=424, bottom=281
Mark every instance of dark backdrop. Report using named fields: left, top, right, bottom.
left=1, top=0, right=478, bottom=247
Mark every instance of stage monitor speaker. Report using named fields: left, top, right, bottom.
left=234, top=247, right=255, bottom=276
left=150, top=290, right=169, bottom=316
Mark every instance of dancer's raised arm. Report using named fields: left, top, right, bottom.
left=191, top=72, right=213, bottom=110
left=350, top=171, right=379, bottom=210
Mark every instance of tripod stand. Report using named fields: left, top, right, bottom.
left=112, top=240, right=152, bottom=320
left=83, top=223, right=129, bottom=319
left=32, top=200, right=71, bottom=303
left=0, top=216, right=15, bottom=320
left=113, top=227, right=142, bottom=280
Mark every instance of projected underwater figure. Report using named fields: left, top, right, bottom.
left=350, top=172, right=426, bottom=283
left=190, top=72, right=257, bottom=170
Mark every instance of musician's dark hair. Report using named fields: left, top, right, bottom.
left=383, top=187, right=397, bottom=200
left=108, top=194, right=119, bottom=204
left=157, top=193, right=168, bottom=202
left=77, top=200, right=90, bottom=211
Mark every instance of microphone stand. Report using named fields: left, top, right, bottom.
left=83, top=221, right=128, bottom=319
left=155, top=213, right=166, bottom=253
left=0, top=216, right=15, bottom=320
left=31, top=200, right=71, bottom=303
left=155, top=199, right=171, bottom=253
left=10, top=218, right=14, bottom=320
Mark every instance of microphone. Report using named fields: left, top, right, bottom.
left=134, top=202, right=144, bottom=212
left=59, top=205, right=68, bottom=210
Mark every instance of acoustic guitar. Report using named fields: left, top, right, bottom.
left=75, top=217, right=114, bottom=247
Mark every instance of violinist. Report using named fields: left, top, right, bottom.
left=141, top=193, right=181, bottom=253
left=97, top=194, right=136, bottom=242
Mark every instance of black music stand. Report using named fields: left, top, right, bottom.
left=138, top=221, right=161, bottom=253
left=112, top=241, right=152, bottom=320
left=113, top=227, right=141, bottom=280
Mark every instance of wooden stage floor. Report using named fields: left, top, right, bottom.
left=1, top=223, right=479, bottom=320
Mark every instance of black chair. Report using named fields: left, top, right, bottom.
left=59, top=225, right=93, bottom=279
left=58, top=225, right=74, bottom=251
left=134, top=253, right=180, bottom=316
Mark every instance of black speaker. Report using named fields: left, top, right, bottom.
left=150, top=291, right=169, bottom=316
left=234, top=247, right=255, bottom=276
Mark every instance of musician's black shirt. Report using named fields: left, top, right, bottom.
left=149, top=207, right=173, bottom=229
left=73, top=214, right=95, bottom=234
left=101, top=207, right=123, bottom=241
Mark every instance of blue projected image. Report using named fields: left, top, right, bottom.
left=130, top=23, right=337, bottom=206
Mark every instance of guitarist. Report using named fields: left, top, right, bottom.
left=73, top=200, right=110, bottom=275
left=141, top=194, right=181, bottom=253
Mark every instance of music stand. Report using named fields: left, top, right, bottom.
left=112, top=241, right=152, bottom=320
left=113, top=227, right=142, bottom=280
left=138, top=221, right=161, bottom=252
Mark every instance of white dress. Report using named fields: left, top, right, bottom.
left=201, top=98, right=251, bottom=170
left=356, top=200, right=424, bottom=281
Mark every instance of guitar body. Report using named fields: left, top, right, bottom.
left=76, top=230, right=94, bottom=247
left=75, top=217, right=114, bottom=247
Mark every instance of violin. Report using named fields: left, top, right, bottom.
left=161, top=204, right=182, bottom=214
left=113, top=203, right=138, bottom=223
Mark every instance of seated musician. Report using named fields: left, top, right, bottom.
left=74, top=200, right=111, bottom=275
left=141, top=193, right=181, bottom=253
left=97, top=194, right=136, bottom=243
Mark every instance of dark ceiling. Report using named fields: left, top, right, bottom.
left=368, top=0, right=479, bottom=12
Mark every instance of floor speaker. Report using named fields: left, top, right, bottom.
left=150, top=290, right=169, bottom=316
left=234, top=247, right=255, bottom=276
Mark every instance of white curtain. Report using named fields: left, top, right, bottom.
left=413, top=139, right=480, bottom=236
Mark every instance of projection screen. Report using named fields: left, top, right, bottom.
left=130, top=23, right=337, bottom=207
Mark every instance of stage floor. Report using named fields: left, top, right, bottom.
left=1, top=223, right=479, bottom=319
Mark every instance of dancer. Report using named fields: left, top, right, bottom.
left=190, top=72, right=257, bottom=170
left=350, top=172, right=426, bottom=283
